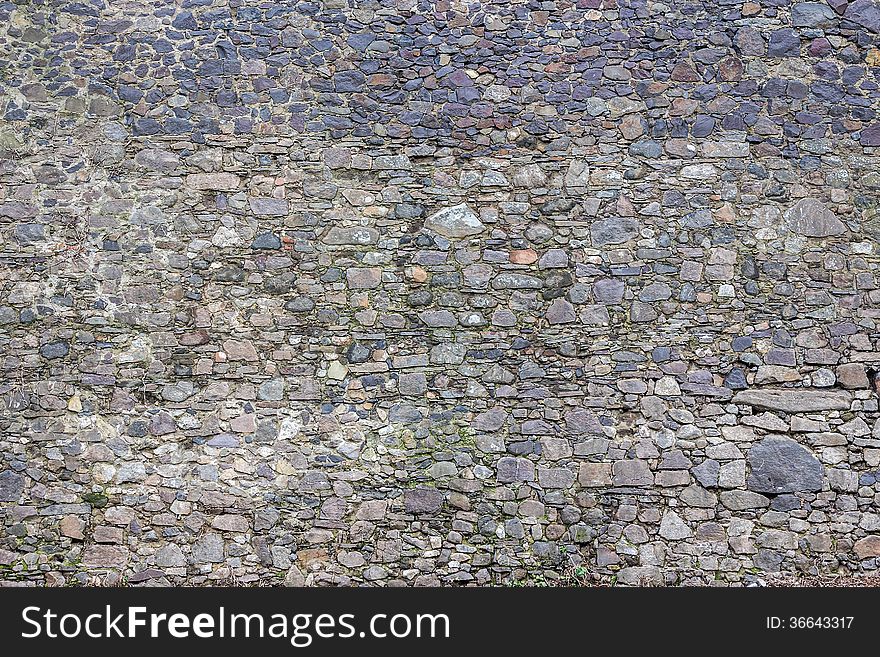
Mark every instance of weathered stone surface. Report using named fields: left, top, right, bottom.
left=612, top=460, right=653, bottom=487
left=186, top=173, right=240, bottom=190
left=404, top=488, right=444, bottom=514
left=747, top=437, right=823, bottom=494
left=192, top=533, right=225, bottom=564
left=4, top=1, right=880, bottom=590
left=322, top=226, right=379, bottom=246
left=424, top=204, right=484, bottom=238
left=854, top=536, right=880, bottom=559
left=783, top=198, right=846, bottom=237
left=0, top=470, right=25, bottom=502
left=732, top=389, right=851, bottom=413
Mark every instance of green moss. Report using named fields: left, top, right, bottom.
left=82, top=492, right=109, bottom=507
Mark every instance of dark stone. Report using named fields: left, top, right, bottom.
left=404, top=487, right=444, bottom=513
left=40, top=341, right=69, bottom=359
left=252, top=232, right=281, bottom=249
left=0, top=470, right=25, bottom=502
left=747, top=437, right=823, bottom=494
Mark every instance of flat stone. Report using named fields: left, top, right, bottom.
left=837, top=363, right=868, bottom=389
left=322, top=226, right=379, bottom=246
left=223, top=339, right=259, bottom=361
left=612, top=459, right=653, bottom=486
left=40, top=341, right=69, bottom=359
left=783, top=198, right=846, bottom=237
left=659, top=511, right=692, bottom=540
left=845, top=0, right=880, bottom=33
left=732, top=388, right=851, bottom=413
left=251, top=232, right=281, bottom=249
left=472, top=407, right=507, bottom=431
left=186, top=173, right=240, bottom=190
left=496, top=457, right=535, bottom=483
left=424, top=204, right=485, bottom=238
left=578, top=462, right=612, bottom=487
left=720, top=490, right=770, bottom=510
left=249, top=197, right=288, bottom=216
left=211, top=514, right=249, bottom=532
left=346, top=267, right=382, bottom=289
left=82, top=545, right=129, bottom=568
left=404, top=488, right=444, bottom=513
left=155, top=543, right=186, bottom=567
left=512, top=163, right=548, bottom=188
left=791, top=3, right=837, bottom=27
left=135, top=147, right=180, bottom=172
left=854, top=536, right=880, bottom=559
left=546, top=298, right=576, bottom=324
left=192, top=532, right=225, bottom=563
left=590, top=216, right=639, bottom=246
left=491, top=273, right=543, bottom=290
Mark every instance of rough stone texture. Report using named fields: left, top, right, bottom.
left=2, top=1, right=880, bottom=589
left=747, top=438, right=824, bottom=494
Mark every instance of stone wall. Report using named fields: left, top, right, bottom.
left=2, top=0, right=880, bottom=586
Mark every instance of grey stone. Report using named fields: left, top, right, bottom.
left=783, top=198, right=846, bottom=237
left=404, top=488, right=444, bottom=514
left=732, top=388, right=851, bottom=413
left=322, top=226, right=379, bottom=246
left=192, top=533, right=225, bottom=563
left=590, top=217, right=639, bottom=246
left=251, top=232, right=281, bottom=249
left=424, top=204, right=485, bottom=238
left=0, top=470, right=25, bottom=502
left=612, top=460, right=653, bottom=486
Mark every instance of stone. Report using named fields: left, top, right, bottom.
left=579, top=462, right=612, bottom=487
left=512, top=164, right=548, bottom=188
left=211, top=514, right=249, bottom=532
left=492, top=273, right=543, bottom=290
left=845, top=0, right=880, bottom=33
left=424, top=204, right=485, bottom=238
left=591, top=217, right=639, bottom=246
left=223, top=339, right=259, bottom=361
left=135, top=148, right=179, bottom=172
left=192, top=533, right=225, bottom=563
left=472, top=408, right=507, bottom=431
left=346, top=267, right=382, bottom=289
left=836, top=363, right=868, bottom=389
left=546, top=298, right=576, bottom=324
left=768, top=29, right=801, bottom=57
left=791, top=3, right=837, bottom=27
left=854, top=536, right=880, bottom=559
left=659, top=511, right=692, bottom=540
left=783, top=198, right=846, bottom=237
left=155, top=543, right=187, bottom=568
left=720, top=490, right=771, bottom=511
left=612, top=460, right=653, bottom=486
left=747, top=437, right=823, bottom=493
left=496, top=457, right=535, bottom=483
left=398, top=372, right=427, bottom=396
left=692, top=460, right=720, bottom=488
left=322, top=226, right=379, bottom=246
left=249, top=197, right=288, bottom=216
left=186, top=173, right=240, bottom=190
left=60, top=515, right=85, bottom=540
left=251, top=232, right=281, bottom=249
left=0, top=470, right=25, bottom=502
left=258, top=378, right=285, bottom=401
left=40, top=341, right=69, bottom=359
left=732, top=388, right=851, bottom=413
left=404, top=488, right=444, bottom=514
